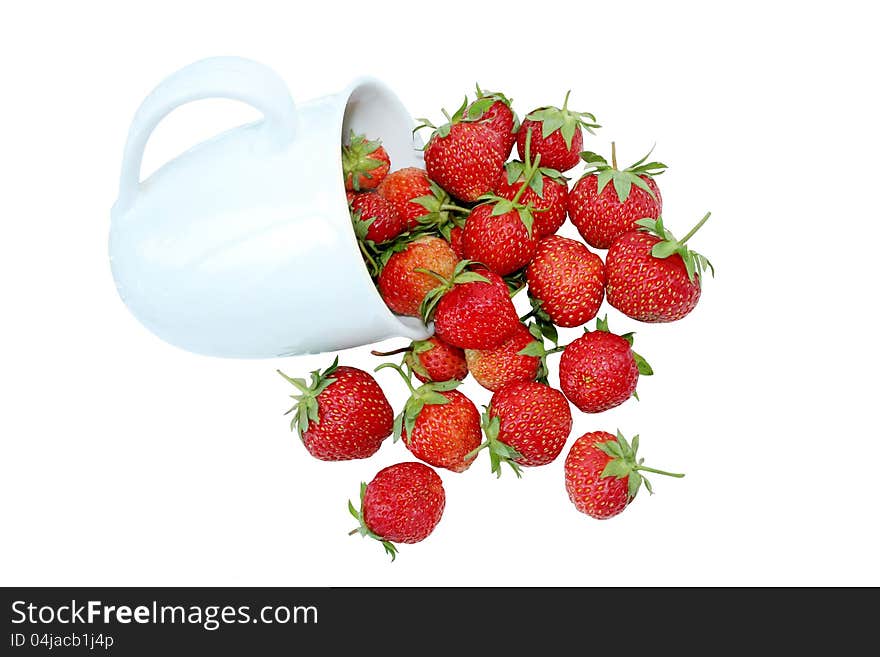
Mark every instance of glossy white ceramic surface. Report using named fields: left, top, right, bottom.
left=110, top=57, right=430, bottom=358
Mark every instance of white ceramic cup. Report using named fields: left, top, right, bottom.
left=110, top=56, right=431, bottom=358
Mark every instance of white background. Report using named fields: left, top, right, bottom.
left=1, top=1, right=878, bottom=586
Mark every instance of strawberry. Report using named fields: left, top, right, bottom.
left=469, top=382, right=572, bottom=476
left=376, top=167, right=468, bottom=234
left=606, top=214, right=714, bottom=322
left=565, top=430, right=683, bottom=519
left=448, top=224, right=466, bottom=258
left=277, top=357, right=393, bottom=460
left=342, top=131, right=390, bottom=191
left=461, top=130, right=546, bottom=275
left=350, top=192, right=406, bottom=245
left=407, top=337, right=468, bottom=383
left=348, top=462, right=445, bottom=560
left=465, top=322, right=542, bottom=392
left=568, top=144, right=665, bottom=249
left=517, top=91, right=600, bottom=172
left=418, top=99, right=506, bottom=202
left=420, top=261, right=520, bottom=350
left=377, top=236, right=458, bottom=317
left=559, top=316, right=653, bottom=413
left=495, top=162, right=569, bottom=239
left=558, top=316, right=652, bottom=412
left=461, top=201, right=537, bottom=276
left=467, top=85, right=518, bottom=158
left=525, top=235, right=605, bottom=328
left=372, top=337, right=468, bottom=383
left=378, top=363, right=481, bottom=473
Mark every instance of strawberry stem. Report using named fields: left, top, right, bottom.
left=371, top=346, right=412, bottom=357
left=562, top=90, right=571, bottom=112
left=375, top=362, right=417, bottom=395
left=611, top=141, right=618, bottom=169
left=509, top=130, right=541, bottom=206
left=464, top=442, right=490, bottom=461
left=276, top=369, right=310, bottom=394
left=679, top=212, right=712, bottom=245
left=441, top=203, right=471, bottom=213
left=358, top=239, right=379, bottom=273
left=635, top=465, right=685, bottom=478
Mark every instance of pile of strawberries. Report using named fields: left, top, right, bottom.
left=280, top=87, right=713, bottom=560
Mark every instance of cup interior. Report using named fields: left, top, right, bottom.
left=339, top=80, right=431, bottom=339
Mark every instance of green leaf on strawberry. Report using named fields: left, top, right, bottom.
left=525, top=90, right=600, bottom=149
left=579, top=142, right=667, bottom=203
left=635, top=212, right=715, bottom=283
left=594, top=430, right=684, bottom=502
left=348, top=481, right=399, bottom=561
left=464, top=410, right=524, bottom=478
left=277, top=356, right=339, bottom=440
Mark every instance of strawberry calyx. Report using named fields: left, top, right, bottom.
left=589, top=315, right=654, bottom=379
left=634, top=212, right=715, bottom=283
left=405, top=339, right=436, bottom=381
left=372, top=341, right=434, bottom=381
left=469, top=83, right=520, bottom=132
left=503, top=160, right=568, bottom=200
left=375, top=362, right=461, bottom=441
left=503, top=127, right=569, bottom=199
left=521, top=296, right=559, bottom=346
left=580, top=142, right=666, bottom=203
left=415, top=96, right=481, bottom=140
left=342, top=131, right=386, bottom=191
left=410, top=179, right=470, bottom=240
left=417, top=259, right=491, bottom=323
left=475, top=130, right=543, bottom=236
left=277, top=356, right=339, bottom=440
left=517, top=321, right=556, bottom=384
left=348, top=481, right=399, bottom=561
left=525, top=90, right=601, bottom=149
left=594, top=431, right=685, bottom=502
left=465, top=409, right=524, bottom=478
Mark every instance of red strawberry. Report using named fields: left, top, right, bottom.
left=372, top=337, right=468, bottom=383
left=348, top=462, right=445, bottom=560
left=277, top=358, right=393, bottom=461
left=462, top=201, right=537, bottom=276
left=376, top=167, right=468, bottom=234
left=421, top=261, right=520, bottom=350
left=565, top=430, right=683, bottom=519
left=378, top=236, right=458, bottom=317
left=448, top=224, right=466, bottom=258
left=461, top=131, right=548, bottom=276
left=525, top=235, right=605, bottom=327
left=470, top=382, right=572, bottom=476
left=495, top=163, right=569, bottom=239
left=342, top=132, right=390, bottom=191
left=350, top=192, right=406, bottom=244
left=517, top=91, right=600, bottom=172
left=379, top=364, right=481, bottom=473
left=419, top=99, right=506, bottom=202
left=606, top=214, right=714, bottom=322
left=568, top=144, right=665, bottom=249
left=408, top=337, right=468, bottom=383
left=558, top=316, right=653, bottom=413
left=346, top=190, right=356, bottom=204
left=467, top=85, right=518, bottom=157
left=465, top=322, right=542, bottom=392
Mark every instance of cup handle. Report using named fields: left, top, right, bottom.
left=115, top=56, right=297, bottom=214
